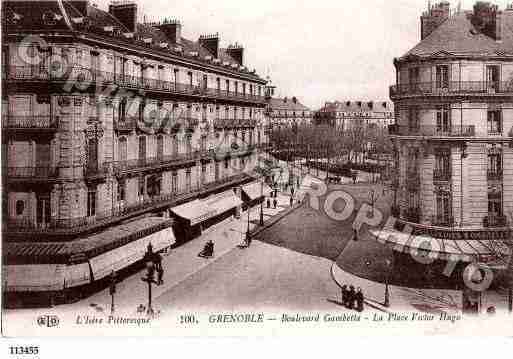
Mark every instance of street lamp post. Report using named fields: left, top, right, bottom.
left=260, top=176, right=264, bottom=226
left=384, top=259, right=392, bottom=307
left=109, top=270, right=116, bottom=315
left=246, top=202, right=251, bottom=246
left=141, top=243, right=159, bottom=317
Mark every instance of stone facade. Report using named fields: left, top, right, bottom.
left=2, top=0, right=268, bottom=238
left=390, top=2, right=513, bottom=231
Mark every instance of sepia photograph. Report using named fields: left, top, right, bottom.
left=0, top=0, right=512, bottom=341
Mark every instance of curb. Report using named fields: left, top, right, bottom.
left=330, top=262, right=390, bottom=313
left=250, top=201, right=305, bottom=238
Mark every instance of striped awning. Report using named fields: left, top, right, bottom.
left=241, top=181, right=272, bottom=201
left=371, top=229, right=511, bottom=265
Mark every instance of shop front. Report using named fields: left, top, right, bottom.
left=171, top=189, right=243, bottom=243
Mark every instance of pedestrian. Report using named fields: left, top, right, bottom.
left=341, top=285, right=348, bottom=306
left=273, top=198, right=277, bottom=209
left=289, top=196, right=293, bottom=206
left=356, top=287, right=364, bottom=312
left=347, top=285, right=356, bottom=309
left=267, top=198, right=271, bottom=208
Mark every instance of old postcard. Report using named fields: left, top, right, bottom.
left=1, top=0, right=513, bottom=339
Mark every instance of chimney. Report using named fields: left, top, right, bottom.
left=226, top=43, right=244, bottom=66
left=292, top=97, right=297, bottom=104
left=471, top=2, right=499, bottom=39
left=420, top=1, right=450, bottom=40
left=69, top=0, right=89, bottom=16
left=496, top=5, right=513, bottom=42
left=157, top=19, right=182, bottom=44
left=109, top=0, right=138, bottom=33
left=199, top=33, right=219, bottom=58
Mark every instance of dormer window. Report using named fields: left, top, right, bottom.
left=143, top=37, right=152, bottom=44
left=72, top=17, right=84, bottom=24
left=103, top=26, right=114, bottom=32
left=160, top=42, right=168, bottom=48
left=189, top=51, right=199, bottom=57
left=123, top=32, right=134, bottom=39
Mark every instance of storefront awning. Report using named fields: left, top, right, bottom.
left=89, top=226, right=175, bottom=281
left=171, top=199, right=218, bottom=226
left=205, top=190, right=243, bottom=214
left=3, top=264, right=64, bottom=292
left=371, top=229, right=510, bottom=264
left=242, top=181, right=273, bottom=201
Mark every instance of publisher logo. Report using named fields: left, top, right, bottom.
left=37, top=315, right=59, bottom=328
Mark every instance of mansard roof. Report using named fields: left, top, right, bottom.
left=2, top=0, right=263, bottom=81
left=269, top=98, right=310, bottom=112
left=399, top=12, right=513, bottom=61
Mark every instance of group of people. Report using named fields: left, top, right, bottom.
left=341, top=285, right=364, bottom=312
left=266, top=197, right=278, bottom=209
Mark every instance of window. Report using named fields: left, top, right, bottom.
left=435, top=191, right=452, bottom=225
left=188, top=72, right=193, bottom=86
left=118, top=98, right=127, bottom=121
left=408, top=106, right=419, bottom=131
left=117, top=180, right=126, bottom=201
left=138, top=176, right=145, bottom=197
left=435, top=65, right=449, bottom=89
left=408, top=67, right=419, bottom=86
left=216, top=77, right=220, bottom=91
left=226, top=79, right=230, bottom=92
left=15, top=200, right=25, bottom=216
left=488, top=192, right=502, bottom=217
left=487, top=110, right=502, bottom=134
left=407, top=191, right=418, bottom=209
left=486, top=65, right=500, bottom=90
left=224, top=158, right=229, bottom=169
left=200, top=136, right=207, bottom=152
left=434, top=150, right=451, bottom=181
left=87, top=187, right=96, bottom=217
left=215, top=162, right=220, bottom=181
left=172, top=171, right=178, bottom=193
left=436, top=106, right=450, bottom=134
left=186, top=170, right=191, bottom=191
left=201, top=164, right=206, bottom=184
left=487, top=147, right=502, bottom=179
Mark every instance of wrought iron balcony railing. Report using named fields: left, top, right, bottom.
left=487, top=169, right=503, bottom=181
left=7, top=65, right=268, bottom=104
left=2, top=115, right=57, bottom=130
left=431, top=214, right=455, bottom=227
left=5, top=166, right=57, bottom=180
left=433, top=168, right=451, bottom=182
left=390, top=81, right=513, bottom=98
left=483, top=215, right=508, bottom=228
left=388, top=124, right=476, bottom=137
left=404, top=207, right=421, bottom=223
left=4, top=172, right=252, bottom=233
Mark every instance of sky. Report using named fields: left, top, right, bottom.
left=95, top=0, right=511, bottom=109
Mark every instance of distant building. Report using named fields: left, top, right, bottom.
left=314, top=100, right=394, bottom=130
left=267, top=97, right=312, bottom=128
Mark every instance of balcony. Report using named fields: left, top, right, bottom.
left=114, top=117, right=137, bottom=132
left=2, top=115, right=57, bottom=131
left=4, top=166, right=57, bottom=181
left=388, top=125, right=475, bottom=138
left=390, top=81, right=513, bottom=99
left=3, top=172, right=253, bottom=237
left=405, top=170, right=420, bottom=190
left=84, top=163, right=111, bottom=179
left=7, top=66, right=268, bottom=105
left=433, top=169, right=451, bottom=182
left=431, top=215, right=454, bottom=227
left=487, top=169, right=503, bottom=181
left=403, top=207, right=421, bottom=223
left=483, top=215, right=508, bottom=228
left=112, top=151, right=210, bottom=174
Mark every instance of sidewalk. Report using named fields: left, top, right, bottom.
left=331, top=262, right=463, bottom=314
left=68, top=190, right=296, bottom=313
